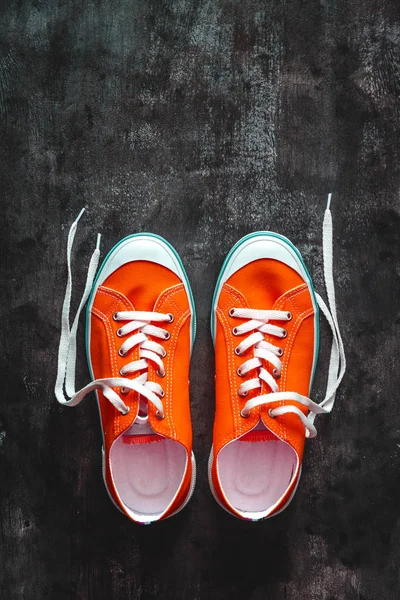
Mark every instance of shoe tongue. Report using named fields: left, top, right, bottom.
left=239, top=421, right=279, bottom=442
left=122, top=419, right=163, bottom=445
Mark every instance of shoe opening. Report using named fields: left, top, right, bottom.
left=217, top=421, right=299, bottom=520
left=109, top=419, right=188, bottom=523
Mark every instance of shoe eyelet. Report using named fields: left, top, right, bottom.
left=277, top=347, right=284, bottom=357
left=167, top=313, right=174, bottom=323
left=272, top=368, right=281, bottom=379
left=118, top=348, right=127, bottom=357
left=160, top=389, right=165, bottom=398
left=164, top=331, right=171, bottom=340
left=237, top=368, right=243, bottom=377
left=238, top=390, right=248, bottom=397
left=116, top=328, right=124, bottom=337
left=281, top=329, right=288, bottom=339
left=121, top=387, right=129, bottom=395
left=286, top=312, right=293, bottom=321
left=232, top=327, right=239, bottom=336
left=234, top=347, right=242, bottom=356
left=240, top=408, right=250, bottom=418
left=161, top=349, right=167, bottom=358
left=268, top=408, right=276, bottom=418
left=119, top=368, right=126, bottom=376
left=229, top=308, right=235, bottom=317
left=156, top=369, right=166, bottom=378
left=156, top=410, right=165, bottom=420
left=113, top=312, right=120, bottom=321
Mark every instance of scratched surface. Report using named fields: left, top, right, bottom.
left=1, top=1, right=400, bottom=599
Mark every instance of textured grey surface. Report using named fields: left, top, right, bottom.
left=1, top=1, right=400, bottom=599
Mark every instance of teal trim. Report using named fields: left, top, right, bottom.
left=85, top=233, right=196, bottom=379
left=210, top=231, right=320, bottom=389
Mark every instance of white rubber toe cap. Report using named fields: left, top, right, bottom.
left=219, top=233, right=307, bottom=284
left=96, top=234, right=185, bottom=286
left=87, top=233, right=196, bottom=348
left=211, top=232, right=315, bottom=341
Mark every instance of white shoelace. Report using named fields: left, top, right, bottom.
left=231, top=194, right=346, bottom=438
left=55, top=209, right=170, bottom=419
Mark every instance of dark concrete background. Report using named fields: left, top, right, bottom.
left=1, top=1, right=400, bottom=599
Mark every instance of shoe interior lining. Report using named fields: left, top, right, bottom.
left=218, top=423, right=298, bottom=518
left=110, top=433, right=187, bottom=522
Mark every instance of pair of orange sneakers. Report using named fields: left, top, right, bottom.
left=55, top=197, right=345, bottom=524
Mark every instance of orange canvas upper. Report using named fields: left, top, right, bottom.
left=212, top=258, right=316, bottom=517
left=89, top=261, right=193, bottom=519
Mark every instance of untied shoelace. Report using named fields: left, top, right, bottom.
left=230, top=194, right=346, bottom=437
left=54, top=209, right=170, bottom=420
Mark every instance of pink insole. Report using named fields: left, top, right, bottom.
left=218, top=427, right=297, bottom=515
left=110, top=436, right=186, bottom=518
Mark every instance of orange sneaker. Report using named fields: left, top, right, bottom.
left=209, top=196, right=345, bottom=520
left=55, top=210, right=196, bottom=524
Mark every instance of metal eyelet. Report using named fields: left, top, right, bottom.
left=167, top=313, right=174, bottom=323
left=116, top=328, right=124, bottom=337
left=120, top=387, right=129, bottom=395
left=238, top=390, right=248, bottom=397
left=113, top=312, right=119, bottom=321
left=268, top=408, right=276, bottom=418
left=161, top=349, right=167, bottom=358
left=156, top=410, right=165, bottom=420
left=277, top=347, right=284, bottom=357
left=281, top=329, right=288, bottom=339
left=164, top=331, right=171, bottom=340
left=119, top=368, right=126, bottom=376
left=118, top=348, right=127, bottom=357
left=240, top=408, right=250, bottom=418
left=234, top=347, right=242, bottom=356
left=160, top=389, right=165, bottom=398
left=237, top=368, right=243, bottom=377
left=156, top=369, right=166, bottom=378
left=286, top=311, right=293, bottom=321
left=232, top=327, right=239, bottom=336
left=229, top=308, right=235, bottom=317
left=272, top=368, right=281, bottom=379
